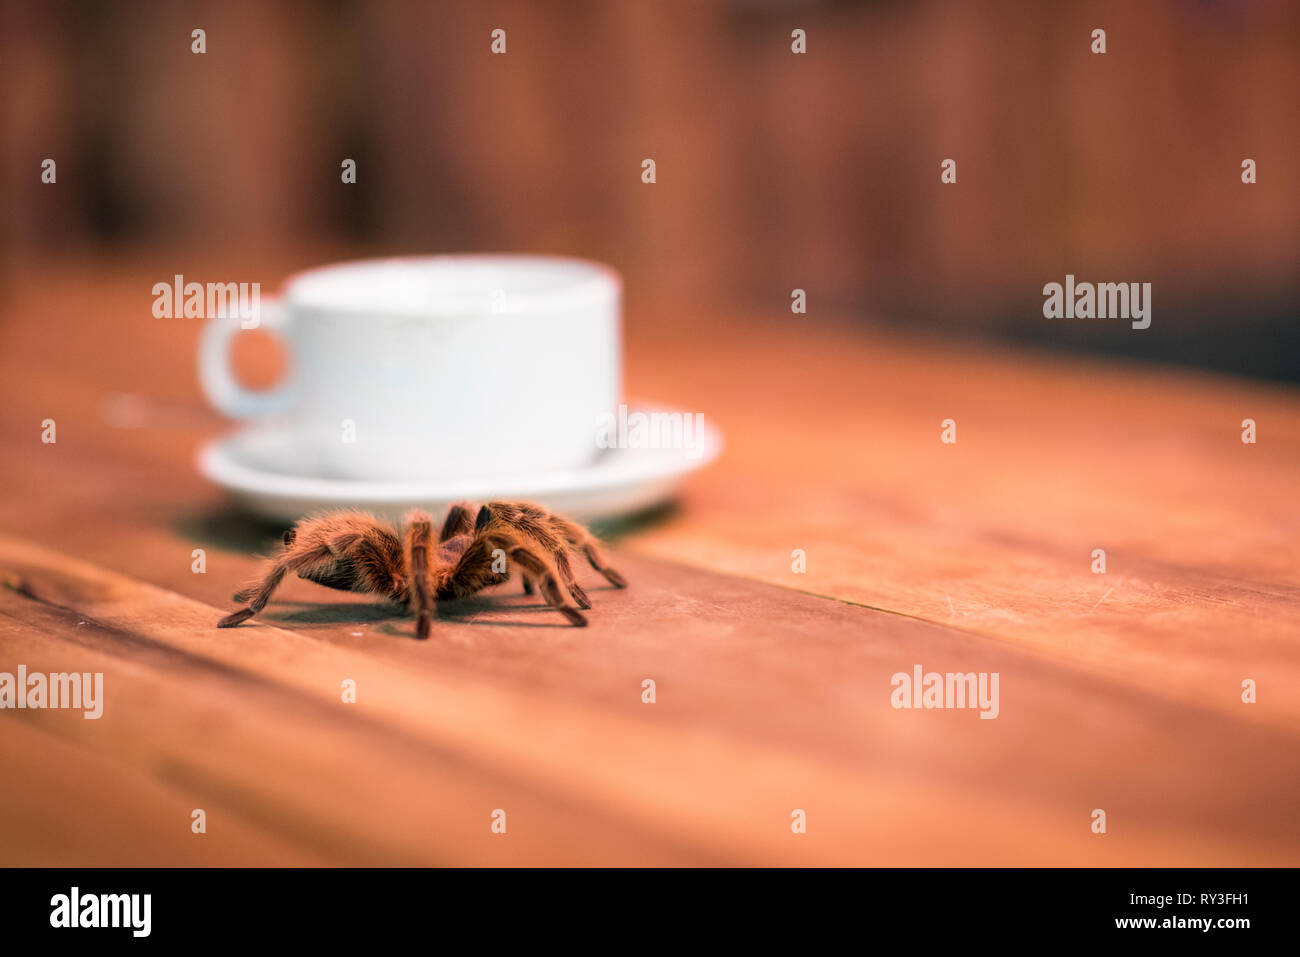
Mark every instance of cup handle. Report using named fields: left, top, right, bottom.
left=198, top=297, right=294, bottom=419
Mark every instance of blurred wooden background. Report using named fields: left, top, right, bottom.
left=2, top=0, right=1297, bottom=377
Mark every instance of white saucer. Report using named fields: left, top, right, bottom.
left=197, top=403, right=722, bottom=524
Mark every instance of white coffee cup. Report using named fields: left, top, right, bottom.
left=199, top=255, right=621, bottom=481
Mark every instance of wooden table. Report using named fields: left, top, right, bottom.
left=1, top=252, right=1297, bottom=865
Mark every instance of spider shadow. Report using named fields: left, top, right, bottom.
left=252, top=591, right=597, bottom=637
left=174, top=504, right=289, bottom=554
left=265, top=602, right=410, bottom=626
left=587, top=499, right=678, bottom=541
left=376, top=592, right=593, bottom=635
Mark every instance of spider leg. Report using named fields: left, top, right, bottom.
left=440, top=535, right=586, bottom=627
left=404, top=511, right=436, bottom=639
left=219, top=539, right=335, bottom=627
left=484, top=502, right=592, bottom=609
left=521, top=576, right=534, bottom=596
left=439, top=501, right=476, bottom=542
left=231, top=526, right=304, bottom=602
left=505, top=545, right=587, bottom=626
left=548, top=515, right=628, bottom=588
left=549, top=545, right=590, bottom=608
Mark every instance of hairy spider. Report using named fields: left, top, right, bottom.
left=217, top=501, right=628, bottom=637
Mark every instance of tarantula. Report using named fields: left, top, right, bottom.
left=217, top=501, right=627, bottom=637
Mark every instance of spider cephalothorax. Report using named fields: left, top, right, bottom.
left=217, top=501, right=628, bottom=637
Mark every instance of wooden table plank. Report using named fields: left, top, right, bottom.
left=622, top=308, right=1300, bottom=733
left=3, top=534, right=1297, bottom=865
left=0, top=718, right=326, bottom=867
